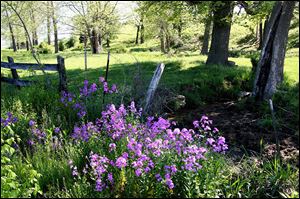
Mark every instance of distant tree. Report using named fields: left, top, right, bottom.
left=67, top=1, right=119, bottom=54
left=50, top=1, right=58, bottom=53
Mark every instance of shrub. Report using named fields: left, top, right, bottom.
left=110, top=45, right=128, bottom=53
left=37, top=42, right=53, bottom=54
left=65, top=37, right=76, bottom=49
left=59, top=40, right=65, bottom=51
left=72, top=43, right=84, bottom=51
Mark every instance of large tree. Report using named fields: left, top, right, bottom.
left=67, top=1, right=119, bottom=54
left=206, top=1, right=233, bottom=66
left=252, top=1, right=296, bottom=101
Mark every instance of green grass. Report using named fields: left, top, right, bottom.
left=1, top=19, right=299, bottom=198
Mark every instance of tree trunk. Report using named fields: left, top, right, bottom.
left=5, top=9, right=17, bottom=52
left=26, top=40, right=29, bottom=50
left=262, top=15, right=269, bottom=47
left=201, top=14, right=212, bottom=55
left=258, top=18, right=263, bottom=50
left=30, top=11, right=38, bottom=46
left=160, top=24, right=165, bottom=53
left=253, top=1, right=295, bottom=101
left=51, top=1, right=58, bottom=53
left=98, top=32, right=102, bottom=52
left=165, top=27, right=171, bottom=53
left=25, top=32, right=29, bottom=51
left=135, top=25, right=140, bottom=45
left=107, top=37, right=110, bottom=47
left=47, top=8, right=51, bottom=45
left=206, top=1, right=233, bottom=66
left=8, top=22, right=17, bottom=52
left=140, top=18, right=144, bottom=44
left=91, top=28, right=99, bottom=54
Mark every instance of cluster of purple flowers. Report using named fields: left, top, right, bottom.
left=89, top=152, right=114, bottom=192
left=60, top=91, right=75, bottom=107
left=60, top=77, right=118, bottom=119
left=70, top=102, right=228, bottom=191
left=27, top=119, right=62, bottom=150
left=99, top=77, right=118, bottom=94
left=28, top=120, right=46, bottom=145
left=193, top=116, right=228, bottom=154
left=68, top=160, right=78, bottom=177
left=1, top=112, right=18, bottom=128
left=80, top=80, right=98, bottom=97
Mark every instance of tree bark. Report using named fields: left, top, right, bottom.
left=91, top=28, right=99, bottom=54
left=6, top=12, right=17, bottom=52
left=98, top=32, right=102, bottom=52
left=253, top=1, right=295, bottom=101
left=140, top=18, right=144, bottom=44
left=258, top=18, right=263, bottom=50
left=107, top=37, right=110, bottom=47
left=51, top=1, right=58, bottom=53
left=206, top=1, right=233, bottom=66
left=47, top=5, right=51, bottom=45
left=201, top=14, right=212, bottom=55
left=262, top=15, right=269, bottom=48
left=165, top=27, right=171, bottom=53
left=30, top=11, right=38, bottom=46
left=8, top=19, right=17, bottom=52
left=160, top=23, right=165, bottom=53
left=135, top=25, right=140, bottom=45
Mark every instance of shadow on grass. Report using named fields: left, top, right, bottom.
left=2, top=58, right=252, bottom=110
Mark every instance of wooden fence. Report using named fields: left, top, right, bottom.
left=1, top=56, right=67, bottom=92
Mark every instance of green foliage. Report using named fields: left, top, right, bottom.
left=65, top=36, right=77, bottom=49
left=1, top=124, right=42, bottom=198
left=37, top=42, right=53, bottom=54
left=59, top=40, right=65, bottom=52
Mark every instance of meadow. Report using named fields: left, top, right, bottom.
left=1, top=22, right=299, bottom=198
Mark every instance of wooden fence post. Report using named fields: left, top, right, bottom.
left=57, top=55, right=67, bottom=92
left=8, top=56, right=20, bottom=89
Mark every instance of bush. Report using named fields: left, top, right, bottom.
left=65, top=37, right=76, bottom=49
left=72, top=43, right=84, bottom=51
left=59, top=41, right=65, bottom=51
left=37, top=42, right=53, bottom=54
left=110, top=45, right=128, bottom=53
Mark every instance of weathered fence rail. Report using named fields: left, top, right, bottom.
left=1, top=56, right=67, bottom=92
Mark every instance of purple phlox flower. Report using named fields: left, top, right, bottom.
left=206, top=138, right=215, bottom=146
left=72, top=166, right=78, bottom=176
left=135, top=168, right=142, bottom=176
left=111, top=84, right=117, bottom=93
left=107, top=173, right=114, bottom=184
left=27, top=139, right=35, bottom=146
left=204, top=125, right=211, bottom=131
left=109, top=143, right=116, bottom=152
left=103, top=82, right=109, bottom=93
left=193, top=120, right=199, bottom=128
left=54, top=127, right=60, bottom=133
left=95, top=178, right=106, bottom=192
left=213, top=127, right=219, bottom=133
left=29, top=120, right=36, bottom=127
left=99, top=76, right=105, bottom=83
left=89, top=83, right=98, bottom=93
left=116, top=156, right=127, bottom=168
left=155, top=173, right=162, bottom=182
left=1, top=112, right=18, bottom=127
left=129, top=101, right=137, bottom=113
